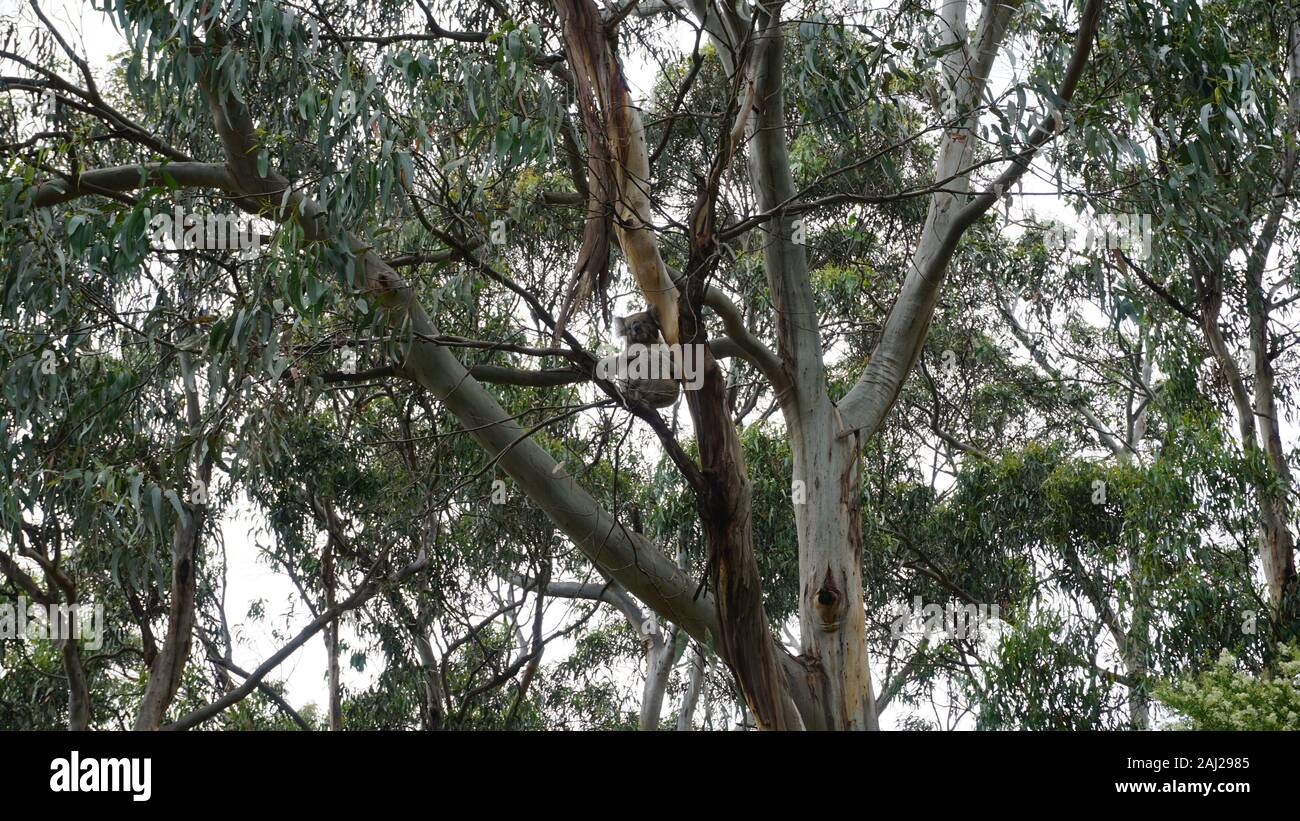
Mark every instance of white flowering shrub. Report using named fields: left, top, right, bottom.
left=1156, top=645, right=1300, bottom=730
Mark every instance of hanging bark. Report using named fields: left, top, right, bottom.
left=554, top=0, right=680, bottom=342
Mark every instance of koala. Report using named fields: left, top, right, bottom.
left=608, top=308, right=680, bottom=409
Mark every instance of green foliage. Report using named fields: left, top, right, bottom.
left=1, top=0, right=1296, bottom=732
left=974, top=616, right=1115, bottom=730
left=1157, top=645, right=1300, bottom=730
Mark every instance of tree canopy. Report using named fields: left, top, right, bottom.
left=1, top=0, right=1298, bottom=731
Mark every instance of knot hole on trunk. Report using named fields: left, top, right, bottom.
left=814, top=585, right=842, bottom=631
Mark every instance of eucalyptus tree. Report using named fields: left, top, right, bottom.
left=871, top=0, right=1300, bottom=727
left=11, top=0, right=1243, bottom=732
left=1054, top=0, right=1300, bottom=638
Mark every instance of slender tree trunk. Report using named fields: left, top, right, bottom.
left=1123, top=552, right=1151, bottom=730
left=1199, top=264, right=1299, bottom=628
left=58, top=635, right=90, bottom=731
left=412, top=629, right=446, bottom=731
left=640, top=624, right=678, bottom=730
left=677, top=647, right=706, bottom=730
left=324, top=542, right=342, bottom=731
left=1122, top=374, right=1151, bottom=729
left=135, top=352, right=209, bottom=730
left=1247, top=277, right=1300, bottom=626
left=641, top=541, right=691, bottom=729
left=134, top=504, right=202, bottom=729
left=383, top=590, right=446, bottom=730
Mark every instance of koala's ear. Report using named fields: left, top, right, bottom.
left=613, top=315, right=626, bottom=336
left=645, top=304, right=661, bottom=327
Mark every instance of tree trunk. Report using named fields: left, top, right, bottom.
left=639, top=625, right=677, bottom=730
left=134, top=505, right=202, bottom=729
left=59, top=634, right=90, bottom=731
left=679, top=265, right=798, bottom=729
left=1247, top=277, right=1300, bottom=626
left=677, top=647, right=706, bottom=730
left=135, top=352, right=209, bottom=730
left=325, top=543, right=342, bottom=731
left=1198, top=263, right=1300, bottom=630
left=738, top=4, right=877, bottom=730
left=791, top=428, right=878, bottom=730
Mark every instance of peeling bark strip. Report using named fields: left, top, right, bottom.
left=554, top=0, right=612, bottom=338
left=554, top=0, right=680, bottom=343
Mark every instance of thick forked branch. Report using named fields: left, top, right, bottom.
left=838, top=0, right=1104, bottom=439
